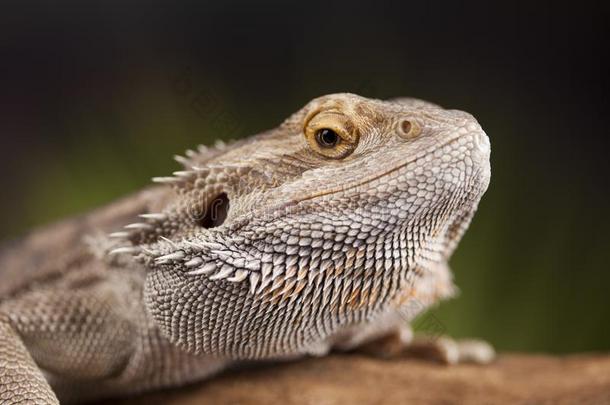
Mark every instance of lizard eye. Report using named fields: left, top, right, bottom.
left=315, top=128, right=339, bottom=148
left=304, top=110, right=359, bottom=159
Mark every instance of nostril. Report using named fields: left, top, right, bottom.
left=398, top=119, right=421, bottom=140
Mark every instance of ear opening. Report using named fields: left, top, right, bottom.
left=198, top=192, right=230, bottom=229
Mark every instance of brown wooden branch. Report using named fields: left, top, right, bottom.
left=106, top=353, right=610, bottom=404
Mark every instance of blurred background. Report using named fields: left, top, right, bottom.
left=1, top=1, right=608, bottom=353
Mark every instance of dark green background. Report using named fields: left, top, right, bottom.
left=1, top=1, right=608, bottom=353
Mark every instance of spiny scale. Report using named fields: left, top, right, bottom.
left=105, top=137, right=241, bottom=244
left=109, top=246, right=140, bottom=255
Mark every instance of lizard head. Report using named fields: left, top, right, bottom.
left=114, top=93, right=491, bottom=357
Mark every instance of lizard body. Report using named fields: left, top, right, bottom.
left=0, top=94, right=491, bottom=403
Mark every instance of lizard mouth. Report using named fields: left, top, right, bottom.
left=293, top=135, right=466, bottom=205
left=232, top=135, right=468, bottom=230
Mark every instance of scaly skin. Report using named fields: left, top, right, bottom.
left=0, top=94, right=491, bottom=403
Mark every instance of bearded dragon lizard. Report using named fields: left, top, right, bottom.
left=0, top=93, right=493, bottom=404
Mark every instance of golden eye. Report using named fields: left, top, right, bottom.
left=304, top=110, right=359, bottom=159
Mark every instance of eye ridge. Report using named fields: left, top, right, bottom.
left=315, top=128, right=340, bottom=148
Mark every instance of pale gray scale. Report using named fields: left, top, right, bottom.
left=298, top=237, right=312, bottom=247
left=285, top=235, right=299, bottom=246
left=322, top=240, right=333, bottom=251
left=399, top=232, right=411, bottom=269
left=303, top=287, right=329, bottom=347
left=288, top=228, right=302, bottom=237
left=353, top=249, right=366, bottom=269
left=347, top=212, right=365, bottom=227
left=365, top=241, right=377, bottom=258
left=279, top=233, right=290, bottom=244
left=330, top=250, right=343, bottom=262
left=320, top=223, right=334, bottom=233
left=286, top=245, right=299, bottom=255
left=356, top=229, right=370, bottom=241
left=298, top=229, right=312, bottom=238
left=383, top=236, right=394, bottom=260
left=284, top=264, right=297, bottom=280
left=342, top=236, right=354, bottom=245
left=284, top=296, right=307, bottom=350
left=272, top=254, right=285, bottom=266
left=381, top=238, right=404, bottom=295
left=330, top=278, right=344, bottom=307
left=347, top=228, right=359, bottom=238
left=391, top=232, right=405, bottom=273
left=335, top=225, right=350, bottom=234
left=338, top=277, right=353, bottom=310
left=310, top=230, right=324, bottom=239
left=352, top=239, right=365, bottom=249
left=311, top=238, right=324, bottom=248
left=285, top=255, right=299, bottom=269
left=310, top=255, right=321, bottom=272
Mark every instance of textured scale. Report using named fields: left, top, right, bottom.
left=0, top=93, right=491, bottom=403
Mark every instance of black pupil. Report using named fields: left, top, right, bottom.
left=317, top=129, right=339, bottom=147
